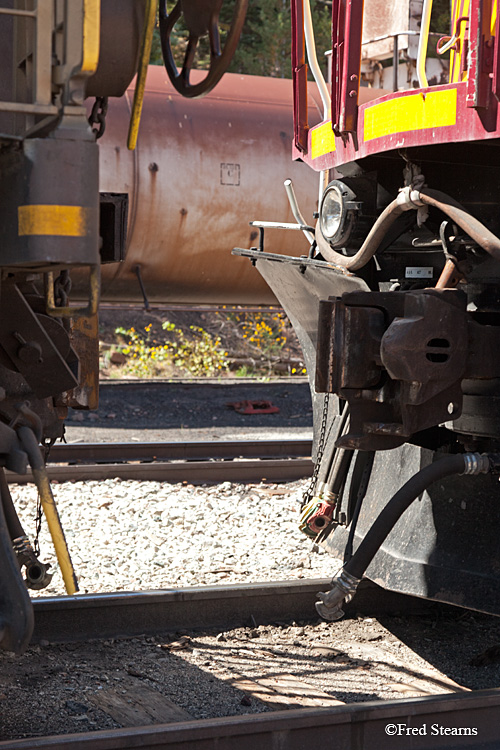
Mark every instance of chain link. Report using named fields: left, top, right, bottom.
left=33, top=490, right=42, bottom=557
left=88, top=96, right=109, bottom=139
left=54, top=269, right=72, bottom=308
left=301, top=392, right=330, bottom=510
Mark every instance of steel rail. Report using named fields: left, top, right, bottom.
left=30, top=579, right=447, bottom=646
left=7, top=458, right=313, bottom=485
left=5, top=582, right=484, bottom=749
left=5, top=440, right=313, bottom=484
left=97, top=377, right=308, bottom=388
left=1, top=688, right=499, bottom=749
left=45, top=439, right=313, bottom=464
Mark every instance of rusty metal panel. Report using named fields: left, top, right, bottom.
left=291, top=0, right=309, bottom=152
left=337, top=0, right=363, bottom=135
left=82, top=67, right=323, bottom=305
left=59, top=314, right=99, bottom=410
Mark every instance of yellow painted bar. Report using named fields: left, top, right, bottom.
left=18, top=205, right=89, bottom=237
left=127, top=0, right=157, bottom=150
left=364, top=88, right=457, bottom=142
left=82, top=0, right=101, bottom=74
left=450, top=0, right=469, bottom=83
left=38, top=471, right=79, bottom=595
left=310, top=121, right=337, bottom=160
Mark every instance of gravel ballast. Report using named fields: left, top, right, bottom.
left=2, top=476, right=500, bottom=741
left=12, top=478, right=333, bottom=595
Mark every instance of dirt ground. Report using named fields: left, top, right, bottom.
left=2, top=607, right=500, bottom=740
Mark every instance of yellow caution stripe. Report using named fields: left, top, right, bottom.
left=364, top=88, right=457, bottom=142
left=310, top=121, right=336, bottom=160
left=82, top=0, right=101, bottom=74
left=18, top=205, right=90, bottom=237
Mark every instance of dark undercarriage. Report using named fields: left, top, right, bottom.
left=236, top=140, right=500, bottom=616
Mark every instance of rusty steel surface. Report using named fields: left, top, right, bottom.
left=28, top=579, right=450, bottom=645
left=78, top=66, right=323, bottom=305
left=1, top=690, right=500, bottom=749
left=29, top=579, right=331, bottom=644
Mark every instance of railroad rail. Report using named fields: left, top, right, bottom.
left=46, top=438, right=313, bottom=464
left=1, top=691, right=499, bottom=750
left=30, top=579, right=442, bottom=645
left=6, top=439, right=313, bottom=484
left=2, top=581, right=497, bottom=749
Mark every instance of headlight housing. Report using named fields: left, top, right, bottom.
left=319, top=180, right=359, bottom=247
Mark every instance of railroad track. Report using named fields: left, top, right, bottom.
left=7, top=439, right=313, bottom=484
left=30, top=579, right=441, bottom=645
left=2, top=581, right=499, bottom=749
left=1, top=692, right=499, bottom=749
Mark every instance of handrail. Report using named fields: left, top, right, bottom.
left=417, top=0, right=433, bottom=87
left=303, top=0, right=330, bottom=120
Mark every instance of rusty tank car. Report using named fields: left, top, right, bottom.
left=236, top=0, right=500, bottom=619
left=94, top=66, right=323, bottom=305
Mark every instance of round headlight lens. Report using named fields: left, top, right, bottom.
left=320, top=185, right=345, bottom=242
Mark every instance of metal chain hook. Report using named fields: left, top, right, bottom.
left=88, top=96, right=109, bottom=139
left=301, top=392, right=330, bottom=510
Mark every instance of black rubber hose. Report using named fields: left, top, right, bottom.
left=344, top=454, right=467, bottom=580
left=315, top=405, right=350, bottom=486
left=0, top=467, right=25, bottom=540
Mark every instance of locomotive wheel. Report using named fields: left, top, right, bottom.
left=159, top=0, right=248, bottom=99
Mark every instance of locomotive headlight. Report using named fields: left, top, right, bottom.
left=319, top=180, right=359, bottom=247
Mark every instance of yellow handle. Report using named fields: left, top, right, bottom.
left=127, top=0, right=157, bottom=150
left=18, top=427, right=79, bottom=595
left=37, top=472, right=79, bottom=595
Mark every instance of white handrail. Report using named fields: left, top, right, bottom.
left=303, top=0, right=330, bottom=120
left=417, top=0, right=433, bottom=87
left=302, top=0, right=331, bottom=213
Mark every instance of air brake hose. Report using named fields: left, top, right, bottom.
left=0, top=467, right=25, bottom=540
left=315, top=187, right=500, bottom=270
left=418, top=188, right=500, bottom=262
left=315, top=197, right=406, bottom=271
left=316, top=453, right=492, bottom=621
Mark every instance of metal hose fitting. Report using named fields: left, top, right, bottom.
left=316, top=569, right=360, bottom=621
left=12, top=535, right=53, bottom=590
left=461, top=453, right=490, bottom=475
left=299, top=483, right=338, bottom=538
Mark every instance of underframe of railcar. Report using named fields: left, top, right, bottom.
left=236, top=129, right=500, bottom=616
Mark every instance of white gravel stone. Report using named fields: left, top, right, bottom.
left=10, top=478, right=337, bottom=597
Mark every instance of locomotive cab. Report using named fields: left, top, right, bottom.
left=236, top=0, right=500, bottom=618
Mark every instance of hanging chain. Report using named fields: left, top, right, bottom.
left=54, top=269, right=72, bottom=308
left=88, top=96, right=109, bottom=139
left=33, top=489, right=42, bottom=556
left=53, top=269, right=72, bottom=330
left=301, top=392, right=330, bottom=510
